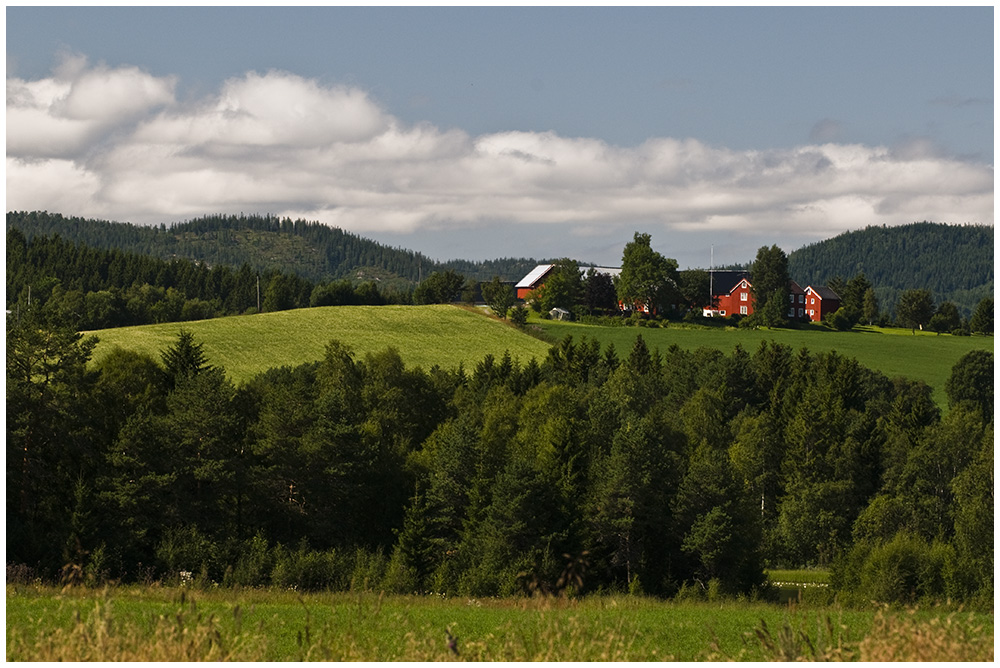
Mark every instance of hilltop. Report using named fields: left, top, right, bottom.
left=786, top=222, right=993, bottom=316
left=86, top=304, right=552, bottom=383
left=6, top=211, right=541, bottom=288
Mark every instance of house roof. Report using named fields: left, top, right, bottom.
left=588, top=266, right=622, bottom=279
left=710, top=270, right=751, bottom=296
left=806, top=285, right=841, bottom=300
left=516, top=264, right=622, bottom=290
left=516, top=264, right=554, bottom=289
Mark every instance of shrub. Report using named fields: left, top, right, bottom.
left=155, top=526, right=215, bottom=581
left=270, top=541, right=346, bottom=591
left=834, top=532, right=953, bottom=605
left=349, top=548, right=389, bottom=591
left=226, top=533, right=273, bottom=587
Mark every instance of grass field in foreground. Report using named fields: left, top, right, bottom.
left=86, top=305, right=552, bottom=384
left=6, top=586, right=993, bottom=661
left=533, top=318, right=993, bottom=409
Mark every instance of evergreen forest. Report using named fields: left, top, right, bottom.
left=7, top=311, right=993, bottom=606
left=7, top=211, right=541, bottom=286
left=787, top=222, right=993, bottom=316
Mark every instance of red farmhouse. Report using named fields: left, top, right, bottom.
left=703, top=271, right=839, bottom=322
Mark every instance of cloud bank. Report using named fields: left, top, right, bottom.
left=7, top=57, right=993, bottom=255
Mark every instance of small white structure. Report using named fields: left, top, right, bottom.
left=549, top=307, right=572, bottom=321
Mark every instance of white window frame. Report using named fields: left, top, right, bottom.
left=740, top=305, right=748, bottom=315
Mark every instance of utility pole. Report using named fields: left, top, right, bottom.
left=256, top=274, right=261, bottom=313
left=709, top=246, right=713, bottom=310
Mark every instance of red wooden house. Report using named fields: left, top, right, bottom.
left=703, top=272, right=834, bottom=322
left=702, top=271, right=752, bottom=317
left=803, top=285, right=842, bottom=322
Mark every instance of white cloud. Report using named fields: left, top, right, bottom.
left=7, top=55, right=175, bottom=159
left=6, top=57, right=994, bottom=254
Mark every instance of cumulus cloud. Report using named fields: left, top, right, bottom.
left=7, top=54, right=176, bottom=159
left=6, top=57, right=994, bottom=251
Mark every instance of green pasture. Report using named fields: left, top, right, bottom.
left=10, top=585, right=990, bottom=662
left=84, top=305, right=991, bottom=407
left=86, top=305, right=551, bottom=384
left=533, top=318, right=993, bottom=409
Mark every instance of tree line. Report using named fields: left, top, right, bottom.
left=787, top=222, right=993, bottom=317
left=7, top=211, right=542, bottom=285
left=7, top=311, right=992, bottom=606
left=7, top=228, right=523, bottom=331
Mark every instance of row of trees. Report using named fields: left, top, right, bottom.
left=8, top=310, right=992, bottom=604
left=7, top=229, right=529, bottom=331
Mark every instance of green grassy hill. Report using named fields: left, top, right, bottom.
left=88, top=305, right=991, bottom=408
left=534, top=318, right=992, bottom=409
left=87, top=305, right=551, bottom=383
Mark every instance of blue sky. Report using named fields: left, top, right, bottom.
left=6, top=6, right=994, bottom=268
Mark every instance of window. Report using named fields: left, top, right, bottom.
left=799, top=295, right=804, bottom=303
left=720, top=310, right=727, bottom=316
left=798, top=308, right=804, bottom=317
left=789, top=294, right=794, bottom=302
left=788, top=307, right=794, bottom=316
left=810, top=297, right=815, bottom=304
left=740, top=305, right=748, bottom=315
left=741, top=292, right=748, bottom=301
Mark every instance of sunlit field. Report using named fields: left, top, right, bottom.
left=6, top=585, right=993, bottom=661
left=87, top=305, right=551, bottom=383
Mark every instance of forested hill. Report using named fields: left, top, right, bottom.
left=5, top=211, right=541, bottom=287
left=787, top=222, right=993, bottom=316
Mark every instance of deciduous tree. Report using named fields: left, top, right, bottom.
left=616, top=233, right=679, bottom=315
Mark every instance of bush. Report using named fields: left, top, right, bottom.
left=270, top=541, right=346, bottom=591
left=834, top=532, right=953, bottom=605
left=225, top=533, right=273, bottom=587
left=824, top=307, right=860, bottom=331
left=349, top=548, right=389, bottom=591
left=155, top=526, right=215, bottom=581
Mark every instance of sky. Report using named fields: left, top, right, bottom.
left=5, top=6, right=994, bottom=269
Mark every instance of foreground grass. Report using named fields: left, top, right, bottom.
left=533, top=318, right=993, bottom=408
left=6, top=585, right=993, bottom=661
left=87, top=305, right=551, bottom=383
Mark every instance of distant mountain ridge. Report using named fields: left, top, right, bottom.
left=787, top=222, right=993, bottom=316
left=5, top=211, right=542, bottom=287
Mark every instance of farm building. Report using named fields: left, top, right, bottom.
left=515, top=264, right=621, bottom=300
left=702, top=270, right=752, bottom=317
left=702, top=271, right=838, bottom=322
left=803, top=285, right=842, bottom=322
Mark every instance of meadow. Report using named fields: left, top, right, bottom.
left=86, top=305, right=991, bottom=408
left=532, top=317, right=993, bottom=408
left=6, top=585, right=993, bottom=662
left=86, top=305, right=552, bottom=382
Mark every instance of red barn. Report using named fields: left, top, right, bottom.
left=515, top=264, right=555, bottom=300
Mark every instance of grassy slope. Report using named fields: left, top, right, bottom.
left=88, top=306, right=992, bottom=406
left=533, top=318, right=993, bottom=408
left=87, top=305, right=551, bottom=383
